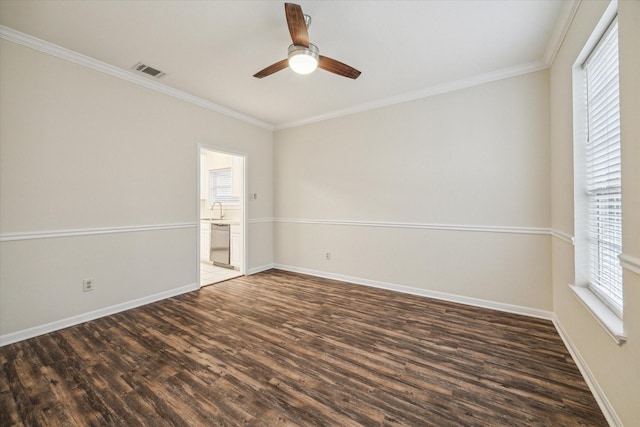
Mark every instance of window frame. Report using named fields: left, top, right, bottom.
left=208, top=167, right=239, bottom=207
left=582, top=17, right=623, bottom=318
left=571, top=8, right=626, bottom=345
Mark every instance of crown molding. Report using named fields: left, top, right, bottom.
left=0, top=25, right=274, bottom=131
left=543, top=0, right=581, bottom=66
left=2, top=0, right=579, bottom=134
left=274, top=1, right=580, bottom=131
left=274, top=61, right=548, bottom=130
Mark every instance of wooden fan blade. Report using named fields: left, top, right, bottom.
left=253, top=59, right=289, bottom=78
left=318, top=56, right=361, bottom=79
left=285, top=3, right=309, bottom=47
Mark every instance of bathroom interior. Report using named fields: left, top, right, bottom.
left=199, top=148, right=244, bottom=286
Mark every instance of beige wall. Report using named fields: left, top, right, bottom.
left=550, top=0, right=640, bottom=425
left=2, top=2, right=638, bottom=421
left=274, top=70, right=552, bottom=311
left=0, top=39, right=274, bottom=336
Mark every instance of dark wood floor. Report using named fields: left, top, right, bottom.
left=1, top=269, right=607, bottom=426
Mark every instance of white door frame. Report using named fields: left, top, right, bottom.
left=197, top=144, right=248, bottom=288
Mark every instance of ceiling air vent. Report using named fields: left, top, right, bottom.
left=132, top=62, right=166, bottom=78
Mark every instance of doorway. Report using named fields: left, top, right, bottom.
left=198, top=147, right=245, bottom=287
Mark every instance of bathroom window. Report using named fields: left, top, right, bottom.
left=209, top=168, right=239, bottom=205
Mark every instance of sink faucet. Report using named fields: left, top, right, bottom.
left=210, top=201, right=225, bottom=219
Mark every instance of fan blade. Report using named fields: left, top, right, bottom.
left=318, top=56, right=361, bottom=79
left=253, top=59, right=289, bottom=79
left=285, top=3, right=309, bottom=47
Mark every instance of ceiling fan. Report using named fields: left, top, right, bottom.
left=253, top=3, right=361, bottom=80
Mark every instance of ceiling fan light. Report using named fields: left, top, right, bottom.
left=288, top=44, right=319, bottom=75
left=289, top=54, right=317, bottom=74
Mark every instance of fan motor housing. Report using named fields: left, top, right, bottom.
left=288, top=43, right=319, bottom=60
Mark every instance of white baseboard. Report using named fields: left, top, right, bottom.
left=273, top=263, right=553, bottom=320
left=247, top=263, right=275, bottom=275
left=0, top=283, right=199, bottom=347
left=273, top=264, right=624, bottom=422
left=1, top=264, right=619, bottom=425
left=552, top=315, right=622, bottom=427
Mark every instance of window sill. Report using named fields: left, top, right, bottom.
left=569, top=284, right=626, bottom=345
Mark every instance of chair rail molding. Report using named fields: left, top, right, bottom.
left=0, top=223, right=196, bottom=242
left=550, top=229, right=575, bottom=245
left=275, top=218, right=551, bottom=236
left=619, top=254, right=640, bottom=276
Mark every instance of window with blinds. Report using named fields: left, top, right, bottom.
left=583, top=18, right=622, bottom=317
left=209, top=168, right=239, bottom=205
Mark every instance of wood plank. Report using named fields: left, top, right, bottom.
left=0, top=270, right=608, bottom=426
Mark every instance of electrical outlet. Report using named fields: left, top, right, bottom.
left=325, top=252, right=331, bottom=261
left=83, top=279, right=94, bottom=292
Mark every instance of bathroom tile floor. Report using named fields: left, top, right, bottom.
left=200, top=260, right=242, bottom=287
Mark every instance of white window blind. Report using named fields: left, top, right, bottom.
left=583, top=18, right=622, bottom=316
left=209, top=168, right=238, bottom=205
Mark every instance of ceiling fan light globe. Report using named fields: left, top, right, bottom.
left=288, top=44, right=319, bottom=75
left=289, top=54, right=318, bottom=74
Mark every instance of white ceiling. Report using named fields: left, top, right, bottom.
left=0, top=0, right=576, bottom=129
